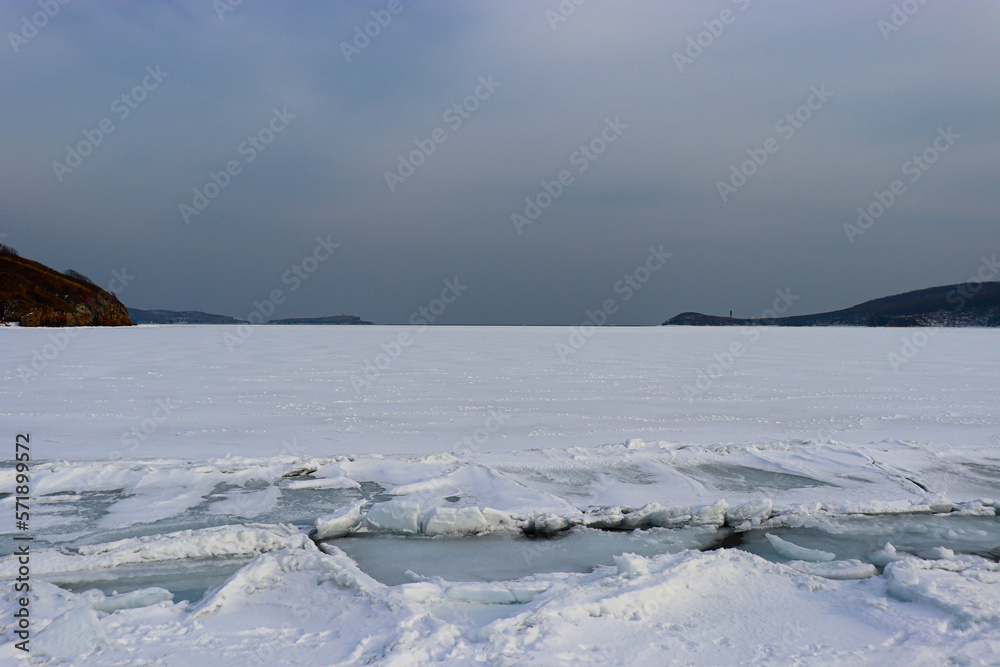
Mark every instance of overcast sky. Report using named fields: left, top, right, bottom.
left=2, top=1, right=998, bottom=324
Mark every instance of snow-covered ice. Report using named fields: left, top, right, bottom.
left=312, top=501, right=365, bottom=540
left=765, top=533, right=836, bottom=562
left=2, top=325, right=1000, bottom=664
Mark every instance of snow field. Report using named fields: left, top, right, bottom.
left=2, top=325, right=1000, bottom=664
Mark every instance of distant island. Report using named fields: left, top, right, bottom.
left=664, top=282, right=1000, bottom=327
left=128, top=308, right=373, bottom=326
left=0, top=246, right=132, bottom=326
left=127, top=309, right=246, bottom=325
left=267, top=315, right=372, bottom=325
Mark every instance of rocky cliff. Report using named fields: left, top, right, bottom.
left=0, top=252, right=133, bottom=327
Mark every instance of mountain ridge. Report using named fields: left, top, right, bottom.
left=663, top=282, right=1000, bottom=327
left=128, top=308, right=374, bottom=325
left=127, top=308, right=245, bottom=325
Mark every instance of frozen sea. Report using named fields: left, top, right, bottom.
left=2, top=325, right=1000, bottom=665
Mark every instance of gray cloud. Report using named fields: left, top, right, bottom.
left=2, top=0, right=998, bottom=324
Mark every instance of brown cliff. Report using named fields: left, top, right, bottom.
left=0, top=251, right=133, bottom=327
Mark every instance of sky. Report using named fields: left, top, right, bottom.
left=1, top=0, right=998, bottom=325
